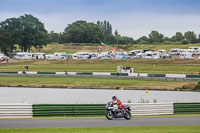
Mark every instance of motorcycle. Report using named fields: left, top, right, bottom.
left=105, top=101, right=131, bottom=120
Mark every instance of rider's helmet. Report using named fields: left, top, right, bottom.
left=112, top=95, right=117, bottom=101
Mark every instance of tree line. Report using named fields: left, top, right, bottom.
left=48, top=20, right=134, bottom=45
left=1, top=14, right=200, bottom=55
left=0, top=14, right=48, bottom=55
left=49, top=24, right=200, bottom=45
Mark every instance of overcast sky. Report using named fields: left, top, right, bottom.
left=0, top=0, right=200, bottom=39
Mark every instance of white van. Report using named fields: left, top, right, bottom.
left=179, top=52, right=194, bottom=59
left=144, top=52, right=160, bottom=59
left=14, top=52, right=33, bottom=60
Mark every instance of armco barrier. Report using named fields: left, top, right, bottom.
left=111, top=73, right=128, bottom=76
left=32, top=103, right=175, bottom=117
left=32, top=104, right=105, bottom=117
left=186, top=75, right=200, bottom=78
left=166, top=74, right=186, bottom=78
left=76, top=72, right=93, bottom=75
left=148, top=74, right=166, bottom=77
left=0, top=103, right=33, bottom=118
left=1, top=103, right=200, bottom=118
left=0, top=72, right=18, bottom=74
left=0, top=71, right=200, bottom=81
left=128, top=103, right=174, bottom=116
left=174, top=103, right=200, bottom=114
left=37, top=72, right=56, bottom=74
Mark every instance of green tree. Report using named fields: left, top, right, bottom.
left=0, top=18, right=20, bottom=55
left=198, top=34, right=200, bottom=43
left=114, top=30, right=134, bottom=44
left=63, top=21, right=104, bottom=43
left=97, top=20, right=115, bottom=44
left=48, top=31, right=59, bottom=43
left=149, top=31, right=164, bottom=43
left=184, top=31, right=197, bottom=43
left=171, top=32, right=184, bottom=42
left=18, top=14, right=48, bottom=52
left=138, top=36, right=149, bottom=44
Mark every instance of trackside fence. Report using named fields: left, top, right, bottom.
left=32, top=104, right=105, bottom=117
left=0, top=103, right=32, bottom=118
left=1, top=103, right=200, bottom=118
left=174, top=103, right=200, bottom=114
left=0, top=71, right=200, bottom=80
left=128, top=103, right=174, bottom=116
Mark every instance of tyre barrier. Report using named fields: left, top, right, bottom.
left=1, top=103, right=200, bottom=118
left=1, top=71, right=200, bottom=79
left=174, top=103, right=200, bottom=114
left=129, top=103, right=174, bottom=116
left=32, top=104, right=105, bottom=117
left=0, top=103, right=32, bottom=118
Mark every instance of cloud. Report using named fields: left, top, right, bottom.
left=0, top=0, right=200, bottom=39
left=1, top=12, right=200, bottom=39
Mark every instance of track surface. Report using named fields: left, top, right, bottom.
left=0, top=117, right=200, bottom=128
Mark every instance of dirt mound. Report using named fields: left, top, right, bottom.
left=62, top=45, right=115, bottom=52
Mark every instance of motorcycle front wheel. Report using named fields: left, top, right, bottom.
left=105, top=110, right=114, bottom=120
left=124, top=111, right=131, bottom=120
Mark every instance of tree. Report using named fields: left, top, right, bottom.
left=149, top=31, right=164, bottom=43
left=114, top=31, right=134, bottom=44
left=198, top=34, right=200, bottom=43
left=184, top=31, right=197, bottom=43
left=48, top=31, right=59, bottom=43
left=0, top=18, right=20, bottom=55
left=171, top=32, right=184, bottom=42
left=138, top=36, right=149, bottom=44
left=63, top=21, right=104, bottom=43
left=18, top=14, right=48, bottom=52
left=97, top=20, right=114, bottom=44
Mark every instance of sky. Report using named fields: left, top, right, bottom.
left=0, top=0, right=200, bottom=39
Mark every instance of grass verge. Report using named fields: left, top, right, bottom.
left=1, top=59, right=200, bottom=74
left=0, top=76, right=197, bottom=90
left=0, top=125, right=200, bottom=133
left=1, top=114, right=200, bottom=120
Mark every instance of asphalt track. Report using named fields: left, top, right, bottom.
left=0, top=117, right=200, bottom=128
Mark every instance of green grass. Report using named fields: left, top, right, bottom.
left=0, top=76, right=197, bottom=90
left=28, top=114, right=200, bottom=120
left=127, top=43, right=200, bottom=51
left=1, top=60, right=200, bottom=74
left=31, top=44, right=111, bottom=54
left=1, top=114, right=200, bottom=120
left=0, top=125, right=200, bottom=133
left=35, top=43, right=200, bottom=54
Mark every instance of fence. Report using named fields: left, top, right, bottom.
left=174, top=103, right=200, bottom=114
left=1, top=103, right=200, bottom=118
left=1, top=71, right=200, bottom=80
left=128, top=103, right=174, bottom=116
left=32, top=104, right=105, bottom=117
left=0, top=103, right=32, bottom=118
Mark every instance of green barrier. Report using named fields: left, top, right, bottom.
left=76, top=72, right=93, bottom=75
left=37, top=72, right=56, bottom=74
left=32, top=104, right=106, bottom=117
left=111, top=73, right=128, bottom=76
left=186, top=75, right=200, bottom=78
left=148, top=74, right=166, bottom=77
left=0, top=72, right=18, bottom=74
left=174, top=103, right=200, bottom=114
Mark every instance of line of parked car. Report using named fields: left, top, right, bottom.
left=1, top=46, right=200, bottom=61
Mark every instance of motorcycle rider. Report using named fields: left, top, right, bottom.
left=112, top=95, right=125, bottom=113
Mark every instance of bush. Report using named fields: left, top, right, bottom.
left=175, top=83, right=196, bottom=91
left=194, top=82, right=200, bottom=91
left=181, top=40, right=189, bottom=44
